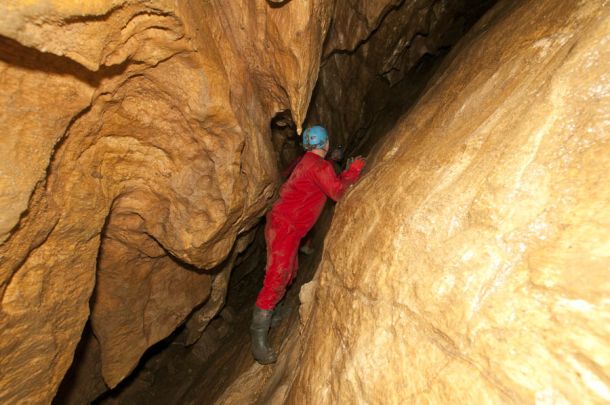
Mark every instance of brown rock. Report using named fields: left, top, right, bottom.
left=92, top=199, right=213, bottom=387
left=0, top=36, right=94, bottom=243
left=287, top=0, right=610, bottom=403
left=0, top=0, right=334, bottom=402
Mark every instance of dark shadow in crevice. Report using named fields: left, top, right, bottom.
left=266, top=0, right=294, bottom=9
left=270, top=110, right=300, bottom=174
left=52, top=322, right=107, bottom=405
left=344, top=0, right=501, bottom=158
left=0, top=35, right=129, bottom=86
left=90, top=325, right=185, bottom=404
left=346, top=50, right=449, bottom=158
left=321, top=0, right=408, bottom=67
left=52, top=208, right=113, bottom=405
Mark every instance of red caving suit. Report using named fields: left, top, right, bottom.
left=255, top=152, right=365, bottom=310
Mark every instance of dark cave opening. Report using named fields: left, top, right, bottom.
left=269, top=109, right=300, bottom=174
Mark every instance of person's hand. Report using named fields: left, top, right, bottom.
left=346, top=155, right=366, bottom=171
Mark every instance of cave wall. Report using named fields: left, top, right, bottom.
left=2, top=0, right=608, bottom=403
left=309, top=0, right=497, bottom=151
left=0, top=1, right=334, bottom=402
left=288, top=0, right=610, bottom=403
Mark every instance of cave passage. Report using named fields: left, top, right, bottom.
left=2, top=0, right=609, bottom=404
left=52, top=1, right=498, bottom=402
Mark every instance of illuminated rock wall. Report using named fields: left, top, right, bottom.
left=288, top=1, right=610, bottom=403
left=0, top=0, right=332, bottom=401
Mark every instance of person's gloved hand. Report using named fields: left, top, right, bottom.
left=346, top=156, right=366, bottom=172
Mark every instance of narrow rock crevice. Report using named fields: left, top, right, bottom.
left=0, top=35, right=128, bottom=85
left=320, top=0, right=407, bottom=64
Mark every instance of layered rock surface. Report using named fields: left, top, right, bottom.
left=285, top=0, right=610, bottom=403
left=0, top=0, right=333, bottom=402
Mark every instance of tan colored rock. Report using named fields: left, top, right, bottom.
left=182, top=229, right=257, bottom=347
left=197, top=0, right=333, bottom=133
left=92, top=199, right=213, bottom=387
left=0, top=0, right=334, bottom=402
left=0, top=37, right=94, bottom=243
left=5, top=0, right=608, bottom=403
left=287, top=0, right=610, bottom=403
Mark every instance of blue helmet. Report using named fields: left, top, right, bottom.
left=302, top=125, right=328, bottom=150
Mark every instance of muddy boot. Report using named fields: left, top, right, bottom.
left=250, top=306, right=277, bottom=364
left=271, top=300, right=292, bottom=328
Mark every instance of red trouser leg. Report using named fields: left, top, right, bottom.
left=255, top=215, right=300, bottom=311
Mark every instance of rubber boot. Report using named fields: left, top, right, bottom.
left=271, top=300, right=292, bottom=328
left=250, top=306, right=277, bottom=364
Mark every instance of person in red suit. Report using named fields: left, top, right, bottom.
left=251, top=125, right=366, bottom=364
left=283, top=144, right=345, bottom=256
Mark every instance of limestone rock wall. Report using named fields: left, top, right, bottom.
left=288, top=0, right=610, bottom=403
left=0, top=0, right=333, bottom=402
left=310, top=0, right=496, bottom=151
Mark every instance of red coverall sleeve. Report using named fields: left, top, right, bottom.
left=312, top=159, right=364, bottom=201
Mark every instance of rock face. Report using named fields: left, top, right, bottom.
left=2, top=0, right=609, bottom=403
left=0, top=0, right=334, bottom=402
left=309, top=0, right=497, bottom=151
left=287, top=0, right=610, bottom=403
